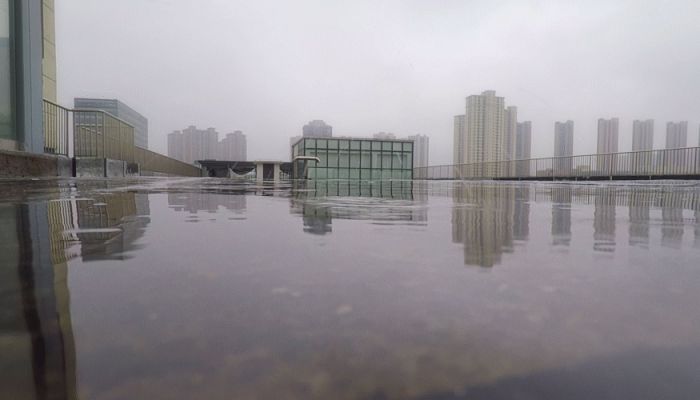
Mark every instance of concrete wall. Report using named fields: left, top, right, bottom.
left=0, top=149, right=69, bottom=178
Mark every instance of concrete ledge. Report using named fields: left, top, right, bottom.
left=75, top=158, right=106, bottom=178
left=105, top=159, right=126, bottom=178
left=0, top=149, right=61, bottom=178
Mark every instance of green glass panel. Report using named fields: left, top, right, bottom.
left=382, top=142, right=392, bottom=151
left=0, top=0, right=14, bottom=140
left=317, top=139, right=328, bottom=149
left=317, top=150, right=328, bottom=167
left=392, top=170, right=402, bottom=179
left=372, top=141, right=382, bottom=150
left=361, top=141, right=371, bottom=150
left=360, top=152, right=371, bottom=168
left=371, top=170, right=381, bottom=180
left=328, top=151, right=339, bottom=168
left=402, top=152, right=412, bottom=169
left=372, top=151, right=381, bottom=169
left=306, top=139, right=316, bottom=149
left=360, top=169, right=371, bottom=180
left=350, top=169, right=360, bottom=179
left=308, top=167, right=317, bottom=179
left=403, top=170, right=412, bottom=179
left=327, top=139, right=338, bottom=149
left=339, top=168, right=349, bottom=179
left=339, top=150, right=350, bottom=168
left=350, top=151, right=361, bottom=168
left=381, top=153, right=392, bottom=169
left=339, top=140, right=349, bottom=149
left=404, top=142, right=413, bottom=152
left=393, top=142, right=402, bottom=151
left=327, top=168, right=338, bottom=179
left=316, top=168, right=327, bottom=179
left=382, top=170, right=392, bottom=179
left=392, top=152, right=402, bottom=169
left=350, top=140, right=360, bottom=150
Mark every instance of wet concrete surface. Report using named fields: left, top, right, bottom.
left=1, top=177, right=700, bottom=399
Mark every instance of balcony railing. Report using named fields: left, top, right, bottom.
left=414, top=147, right=700, bottom=180
left=42, top=99, right=201, bottom=177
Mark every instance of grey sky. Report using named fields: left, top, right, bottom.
left=56, top=0, right=700, bottom=163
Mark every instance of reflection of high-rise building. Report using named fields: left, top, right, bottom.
left=593, top=187, right=616, bottom=252
left=513, top=186, right=530, bottom=241
left=628, top=189, right=651, bottom=247
left=660, top=191, right=684, bottom=249
left=554, top=121, right=574, bottom=174
left=452, top=183, right=514, bottom=267
left=168, top=193, right=247, bottom=214
left=597, top=118, right=619, bottom=173
left=303, top=120, right=332, bottom=137
left=551, top=186, right=572, bottom=246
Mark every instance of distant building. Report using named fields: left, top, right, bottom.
left=74, top=98, right=149, bottom=149
left=453, top=115, right=466, bottom=165
left=515, top=121, right=531, bottom=176
left=219, top=131, right=247, bottom=161
left=167, top=126, right=219, bottom=165
left=632, top=119, right=654, bottom=172
left=453, top=90, right=512, bottom=176
left=373, top=132, right=396, bottom=139
left=597, top=118, right=619, bottom=172
left=632, top=119, right=654, bottom=151
left=407, top=134, right=429, bottom=168
left=504, top=106, right=517, bottom=161
left=554, top=120, right=574, bottom=174
left=303, top=120, right=332, bottom=137
left=666, top=121, right=688, bottom=149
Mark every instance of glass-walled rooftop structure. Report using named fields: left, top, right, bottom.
left=292, top=137, right=413, bottom=180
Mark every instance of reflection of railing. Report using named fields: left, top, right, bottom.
left=42, top=99, right=201, bottom=176
left=43, top=100, right=70, bottom=156
left=415, top=147, right=700, bottom=180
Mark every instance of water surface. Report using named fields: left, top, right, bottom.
left=1, top=178, right=700, bottom=399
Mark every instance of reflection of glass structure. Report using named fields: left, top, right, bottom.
left=660, top=191, right=684, bottom=249
left=452, top=183, right=514, bottom=267
left=290, top=180, right=425, bottom=235
left=0, top=202, right=77, bottom=399
left=628, top=189, right=651, bottom=247
left=291, top=137, right=413, bottom=180
left=513, top=186, right=530, bottom=241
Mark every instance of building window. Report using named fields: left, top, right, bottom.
left=0, top=0, right=14, bottom=141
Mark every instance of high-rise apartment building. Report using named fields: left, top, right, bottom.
left=632, top=119, right=654, bottom=151
left=515, top=121, right=531, bottom=176
left=632, top=119, right=654, bottom=173
left=74, top=98, right=149, bottom=148
left=504, top=106, right=517, bottom=161
left=407, top=134, right=429, bottom=168
left=666, top=121, right=688, bottom=149
left=554, top=120, right=574, bottom=173
left=219, top=131, right=247, bottom=161
left=453, top=115, right=465, bottom=165
left=453, top=90, right=510, bottom=175
left=168, top=126, right=219, bottom=165
left=597, top=118, right=619, bottom=172
left=303, top=120, right=332, bottom=137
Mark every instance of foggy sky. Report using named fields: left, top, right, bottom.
left=56, top=0, right=700, bottom=164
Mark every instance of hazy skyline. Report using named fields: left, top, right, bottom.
left=56, top=0, right=700, bottom=163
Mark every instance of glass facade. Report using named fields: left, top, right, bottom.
left=0, top=0, right=13, bottom=140
left=292, top=137, right=413, bottom=180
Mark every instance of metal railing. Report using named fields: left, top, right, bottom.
left=415, top=147, right=700, bottom=180
left=42, top=99, right=201, bottom=177
left=42, top=100, right=71, bottom=156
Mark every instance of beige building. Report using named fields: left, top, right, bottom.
left=407, top=134, right=429, bottom=168
left=42, top=0, right=57, bottom=102
left=453, top=90, right=512, bottom=175
left=632, top=119, right=654, bottom=151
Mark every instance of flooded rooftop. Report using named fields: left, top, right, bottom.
left=2, top=178, right=700, bottom=399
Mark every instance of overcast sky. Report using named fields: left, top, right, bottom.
left=56, top=0, right=700, bottom=164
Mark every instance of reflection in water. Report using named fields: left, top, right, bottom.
left=661, top=191, right=685, bottom=249
left=628, top=189, right=651, bottom=247
left=290, top=180, right=426, bottom=235
left=593, top=187, right=617, bottom=253
left=168, top=192, right=246, bottom=214
left=452, top=183, right=514, bottom=267
left=551, top=186, right=572, bottom=247
left=0, top=203, right=77, bottom=400
left=513, top=187, right=530, bottom=241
